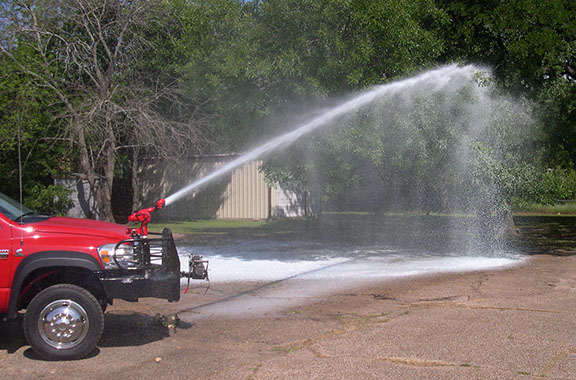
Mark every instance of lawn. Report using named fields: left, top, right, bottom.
left=151, top=212, right=576, bottom=255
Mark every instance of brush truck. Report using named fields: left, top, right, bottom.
left=0, top=192, right=207, bottom=360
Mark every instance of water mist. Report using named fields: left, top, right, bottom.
left=164, top=64, right=482, bottom=206
left=170, top=65, right=533, bottom=313
left=163, top=63, right=534, bottom=256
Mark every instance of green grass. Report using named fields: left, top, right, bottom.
left=149, top=212, right=576, bottom=256
left=149, top=219, right=267, bottom=234
left=513, top=201, right=576, bottom=215
left=149, top=203, right=576, bottom=238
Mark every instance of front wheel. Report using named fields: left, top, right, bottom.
left=23, top=284, right=104, bottom=360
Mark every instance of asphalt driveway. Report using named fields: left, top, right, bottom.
left=2, top=253, right=576, bottom=379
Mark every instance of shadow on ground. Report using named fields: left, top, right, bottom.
left=514, top=215, right=576, bottom=255
left=99, top=312, right=192, bottom=347
left=176, top=214, right=576, bottom=256
left=0, top=317, right=26, bottom=354
left=0, top=311, right=192, bottom=359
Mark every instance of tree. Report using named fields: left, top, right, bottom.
left=171, top=0, right=449, bottom=152
left=259, top=0, right=571, bottom=229
left=0, top=44, right=72, bottom=214
left=438, top=0, right=576, bottom=166
left=1, top=0, right=212, bottom=221
left=252, top=0, right=450, bottom=207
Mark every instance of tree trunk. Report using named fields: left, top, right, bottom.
left=98, top=124, right=117, bottom=222
left=131, top=149, right=140, bottom=213
left=502, top=210, right=518, bottom=236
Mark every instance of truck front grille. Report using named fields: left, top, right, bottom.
left=124, top=228, right=180, bottom=273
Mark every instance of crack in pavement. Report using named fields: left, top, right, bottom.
left=538, top=347, right=576, bottom=378
left=374, top=356, right=456, bottom=367
left=272, top=311, right=400, bottom=357
left=399, top=301, right=563, bottom=313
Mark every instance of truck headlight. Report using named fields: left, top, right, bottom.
left=97, top=242, right=136, bottom=269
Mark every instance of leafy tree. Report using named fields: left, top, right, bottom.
left=1, top=0, right=212, bottom=221
left=264, top=65, right=539, bottom=244
left=23, top=184, right=72, bottom=216
left=0, top=45, right=72, bottom=212
left=261, top=0, right=572, bottom=228
left=251, top=0, right=447, bottom=90
left=173, top=0, right=449, bottom=151
left=168, top=0, right=271, bottom=151
left=438, top=0, right=576, bottom=167
left=251, top=0, right=449, bottom=206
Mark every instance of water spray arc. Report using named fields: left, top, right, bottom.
left=128, top=64, right=482, bottom=233
left=166, top=64, right=479, bottom=205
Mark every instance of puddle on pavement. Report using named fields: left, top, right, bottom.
left=176, top=240, right=524, bottom=319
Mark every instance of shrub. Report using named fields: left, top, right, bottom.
left=24, top=184, right=73, bottom=216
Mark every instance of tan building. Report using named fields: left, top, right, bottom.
left=60, top=155, right=315, bottom=220
left=138, top=155, right=320, bottom=220
left=138, top=156, right=313, bottom=220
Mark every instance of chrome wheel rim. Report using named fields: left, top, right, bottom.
left=38, top=299, right=89, bottom=350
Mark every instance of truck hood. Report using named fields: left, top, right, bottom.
left=29, top=216, right=129, bottom=240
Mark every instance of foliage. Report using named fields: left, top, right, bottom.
left=438, top=0, right=576, bottom=167
left=438, top=0, right=575, bottom=88
left=0, top=0, right=575, bottom=220
left=259, top=0, right=573, bottom=219
left=23, top=184, right=72, bottom=216
left=523, top=168, right=576, bottom=206
left=1, top=0, right=213, bottom=221
left=166, top=0, right=259, bottom=151
left=254, top=0, right=451, bottom=210
left=264, top=67, right=539, bottom=220
left=174, top=0, right=448, bottom=151
left=0, top=45, right=72, bottom=202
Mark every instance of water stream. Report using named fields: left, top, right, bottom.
left=162, top=65, right=533, bottom=317
left=164, top=64, right=480, bottom=206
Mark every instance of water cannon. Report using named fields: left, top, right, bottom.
left=127, top=198, right=166, bottom=237
left=155, top=198, right=166, bottom=209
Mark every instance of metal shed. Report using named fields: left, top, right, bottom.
left=136, top=155, right=312, bottom=220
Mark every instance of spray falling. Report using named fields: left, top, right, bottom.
left=164, top=64, right=480, bottom=206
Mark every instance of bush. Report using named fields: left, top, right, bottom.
left=24, top=184, right=73, bottom=216
left=512, top=168, right=576, bottom=211
left=532, top=168, right=576, bottom=203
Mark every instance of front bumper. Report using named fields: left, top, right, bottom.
left=101, top=270, right=181, bottom=302
left=99, top=228, right=182, bottom=302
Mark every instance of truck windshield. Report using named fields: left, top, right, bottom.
left=0, top=192, right=35, bottom=221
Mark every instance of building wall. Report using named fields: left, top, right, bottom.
left=212, top=160, right=269, bottom=219
left=272, top=188, right=308, bottom=217
left=59, top=157, right=313, bottom=220
left=137, top=157, right=311, bottom=220
left=55, top=178, right=99, bottom=219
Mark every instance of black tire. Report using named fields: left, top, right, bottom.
left=23, top=284, right=104, bottom=360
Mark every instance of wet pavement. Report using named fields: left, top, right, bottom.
left=174, top=239, right=523, bottom=318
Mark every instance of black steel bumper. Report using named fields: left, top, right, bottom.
left=99, top=228, right=182, bottom=302
left=101, top=270, right=181, bottom=302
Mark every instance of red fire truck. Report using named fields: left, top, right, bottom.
left=0, top=191, right=206, bottom=360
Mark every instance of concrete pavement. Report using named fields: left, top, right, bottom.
left=1, top=254, right=576, bottom=379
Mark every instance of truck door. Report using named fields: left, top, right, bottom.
left=0, top=219, right=12, bottom=285
left=0, top=218, right=12, bottom=311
